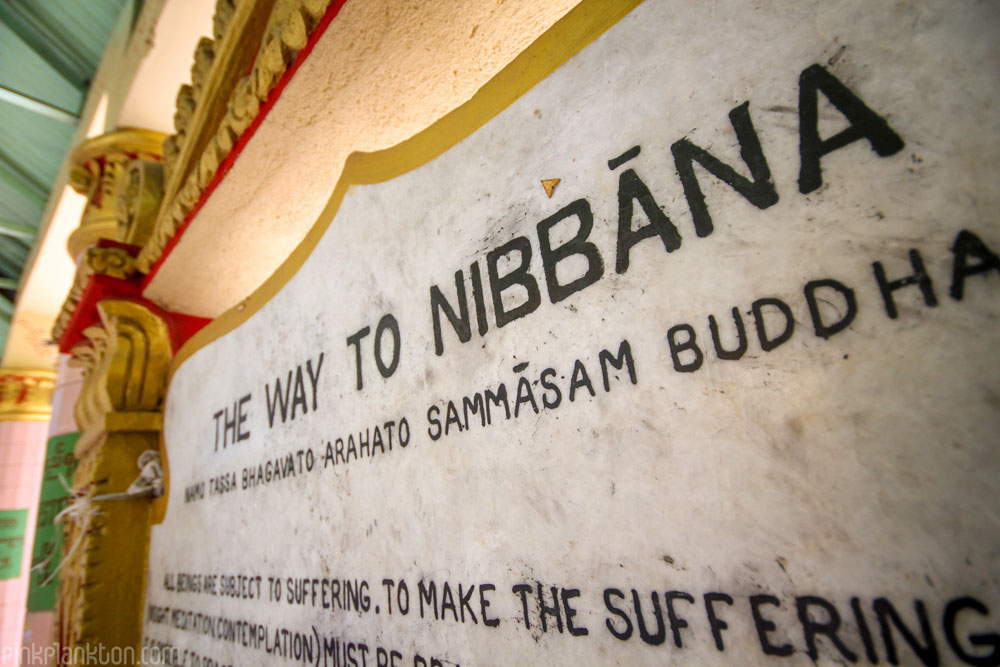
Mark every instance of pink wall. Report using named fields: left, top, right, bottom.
left=0, top=419, right=50, bottom=666
left=6, top=357, right=82, bottom=666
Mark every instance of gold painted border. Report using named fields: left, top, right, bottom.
left=152, top=0, right=643, bottom=522
left=0, top=370, right=55, bottom=422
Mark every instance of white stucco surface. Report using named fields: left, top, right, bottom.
left=144, top=0, right=581, bottom=317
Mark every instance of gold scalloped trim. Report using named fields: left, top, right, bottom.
left=137, top=0, right=332, bottom=274
left=51, top=248, right=140, bottom=343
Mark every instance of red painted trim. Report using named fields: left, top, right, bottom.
left=58, top=275, right=142, bottom=353
left=97, top=238, right=142, bottom=254
left=58, top=272, right=212, bottom=354
left=160, top=308, right=213, bottom=354
left=59, top=240, right=212, bottom=352
left=141, top=0, right=351, bottom=290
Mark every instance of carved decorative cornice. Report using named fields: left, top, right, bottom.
left=58, top=300, right=172, bottom=655
left=68, top=300, right=171, bottom=457
left=52, top=246, right=140, bottom=345
left=136, top=0, right=334, bottom=273
left=118, top=159, right=165, bottom=248
left=0, top=370, right=55, bottom=422
left=67, top=130, right=166, bottom=260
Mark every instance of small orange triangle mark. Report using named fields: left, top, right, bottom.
left=541, top=178, right=561, bottom=198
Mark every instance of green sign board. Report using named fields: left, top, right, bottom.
left=27, top=432, right=78, bottom=611
left=0, top=508, right=27, bottom=579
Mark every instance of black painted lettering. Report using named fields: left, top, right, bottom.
left=604, top=588, right=633, bottom=641
left=346, top=327, right=370, bottom=390
left=752, top=297, right=795, bottom=351
left=514, top=377, right=539, bottom=417
left=463, top=393, right=485, bottom=429
left=488, top=236, right=541, bottom=327
left=418, top=580, right=438, bottom=620
left=266, top=371, right=293, bottom=427
left=374, top=314, right=400, bottom=378
left=666, top=590, right=694, bottom=648
left=873, top=598, right=939, bottom=666
left=568, top=360, right=595, bottom=401
left=359, top=429, right=371, bottom=458
left=562, top=588, right=588, bottom=637
left=537, top=199, right=605, bottom=303
left=440, top=582, right=458, bottom=622
left=709, top=308, right=748, bottom=360
left=217, top=409, right=235, bottom=450
left=750, top=594, right=795, bottom=657
left=632, top=589, right=667, bottom=646
left=445, top=401, right=463, bottom=435
left=399, top=417, right=409, bottom=446
left=950, top=229, right=1000, bottom=301
left=458, top=583, right=477, bottom=624
left=485, top=384, right=510, bottom=423
left=873, top=250, right=938, bottom=319
left=398, top=579, right=410, bottom=615
left=213, top=409, right=223, bottom=451
left=615, top=168, right=682, bottom=274
left=667, top=324, right=704, bottom=372
left=538, top=583, right=564, bottom=634
left=672, top=101, right=778, bottom=237
left=431, top=271, right=471, bottom=356
left=381, top=579, right=395, bottom=615
left=237, top=394, right=251, bottom=441
left=599, top=339, right=637, bottom=391
left=851, top=597, right=880, bottom=664
left=426, top=405, right=441, bottom=441
left=290, top=366, right=308, bottom=419
left=513, top=583, right=533, bottom=630
left=540, top=368, right=562, bottom=409
left=798, top=63, right=905, bottom=194
left=480, top=584, right=500, bottom=628
left=608, top=145, right=640, bottom=170
left=306, top=353, right=324, bottom=410
left=796, top=595, right=858, bottom=663
left=805, top=279, right=858, bottom=339
left=943, top=597, right=1000, bottom=667
left=705, top=592, right=734, bottom=651
left=470, top=261, right=489, bottom=336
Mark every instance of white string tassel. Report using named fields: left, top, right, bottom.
left=31, top=476, right=93, bottom=586
left=32, top=450, right=164, bottom=586
left=128, top=450, right=164, bottom=498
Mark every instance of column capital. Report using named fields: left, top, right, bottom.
left=0, top=370, right=56, bottom=422
left=66, top=129, right=166, bottom=261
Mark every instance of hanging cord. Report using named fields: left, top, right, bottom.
left=32, top=450, right=163, bottom=586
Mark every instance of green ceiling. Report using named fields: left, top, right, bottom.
left=0, top=0, right=131, bottom=348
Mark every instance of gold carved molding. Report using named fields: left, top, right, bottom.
left=119, top=159, right=165, bottom=248
left=59, top=299, right=172, bottom=656
left=68, top=300, right=171, bottom=457
left=0, top=370, right=55, bottom=422
left=136, top=0, right=333, bottom=273
left=67, top=129, right=166, bottom=261
left=51, top=247, right=140, bottom=345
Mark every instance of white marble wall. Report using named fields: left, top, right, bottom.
left=143, top=1, right=1000, bottom=665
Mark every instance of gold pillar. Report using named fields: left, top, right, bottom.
left=58, top=301, right=171, bottom=660
left=51, top=125, right=172, bottom=663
